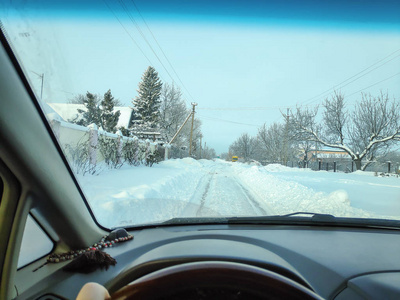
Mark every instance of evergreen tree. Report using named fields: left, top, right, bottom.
left=100, top=89, right=121, bottom=133
left=68, top=93, right=122, bottom=106
left=131, top=66, right=163, bottom=132
left=76, top=92, right=101, bottom=126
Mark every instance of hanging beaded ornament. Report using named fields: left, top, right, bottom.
left=47, top=233, right=133, bottom=263
left=45, top=228, right=133, bottom=273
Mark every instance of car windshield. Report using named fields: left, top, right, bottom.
left=1, top=0, right=400, bottom=228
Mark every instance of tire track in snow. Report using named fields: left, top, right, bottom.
left=231, top=176, right=269, bottom=215
left=179, top=165, right=220, bottom=217
left=196, top=173, right=214, bottom=217
left=194, top=168, right=270, bottom=217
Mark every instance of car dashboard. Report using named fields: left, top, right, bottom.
left=14, top=224, right=400, bottom=299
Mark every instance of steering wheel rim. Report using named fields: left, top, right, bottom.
left=110, top=261, right=323, bottom=300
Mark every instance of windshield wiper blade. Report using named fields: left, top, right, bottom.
left=226, top=213, right=336, bottom=224
left=159, top=214, right=336, bottom=227
left=152, top=214, right=400, bottom=230
left=280, top=212, right=336, bottom=222
left=227, top=213, right=400, bottom=229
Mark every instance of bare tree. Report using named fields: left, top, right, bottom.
left=290, top=91, right=400, bottom=170
left=201, top=144, right=217, bottom=160
left=229, top=133, right=257, bottom=162
left=256, top=123, right=285, bottom=162
left=169, top=116, right=203, bottom=159
left=296, top=141, right=318, bottom=168
left=159, top=83, right=188, bottom=142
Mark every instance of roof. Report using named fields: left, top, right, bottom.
left=41, top=102, right=64, bottom=122
left=47, top=103, right=132, bottom=128
left=319, top=147, right=347, bottom=153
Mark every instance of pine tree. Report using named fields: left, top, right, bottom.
left=131, top=66, right=163, bottom=132
left=76, top=92, right=101, bottom=126
left=100, top=89, right=121, bottom=133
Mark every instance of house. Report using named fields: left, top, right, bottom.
left=305, top=147, right=350, bottom=163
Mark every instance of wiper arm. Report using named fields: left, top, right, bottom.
left=161, top=213, right=336, bottom=226
left=280, top=212, right=336, bottom=222
left=227, top=213, right=400, bottom=229
left=227, top=212, right=336, bottom=225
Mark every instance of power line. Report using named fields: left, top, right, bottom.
left=102, top=0, right=155, bottom=68
left=300, top=48, right=400, bottom=106
left=197, top=71, right=400, bottom=128
left=117, top=0, right=177, bottom=86
left=197, top=114, right=259, bottom=127
left=197, top=70, right=400, bottom=113
left=128, top=0, right=197, bottom=104
left=198, top=105, right=293, bottom=111
left=102, top=0, right=177, bottom=97
left=347, top=72, right=400, bottom=98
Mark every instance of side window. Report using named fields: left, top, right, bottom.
left=17, top=215, right=53, bottom=268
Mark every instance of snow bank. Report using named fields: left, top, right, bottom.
left=263, top=163, right=312, bottom=172
left=77, top=159, right=400, bottom=227
left=77, top=159, right=208, bottom=227
left=230, top=164, right=373, bottom=218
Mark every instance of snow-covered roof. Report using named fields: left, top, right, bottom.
left=114, top=106, right=133, bottom=128
left=41, top=102, right=64, bottom=122
left=48, top=103, right=82, bottom=123
left=48, top=103, right=132, bottom=128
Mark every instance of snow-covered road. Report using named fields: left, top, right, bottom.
left=77, top=158, right=400, bottom=228
left=186, top=163, right=270, bottom=217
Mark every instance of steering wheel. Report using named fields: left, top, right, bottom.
left=110, top=261, right=323, bottom=299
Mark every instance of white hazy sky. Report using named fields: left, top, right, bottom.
left=2, top=1, right=400, bottom=154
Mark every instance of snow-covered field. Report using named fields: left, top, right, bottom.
left=77, top=158, right=400, bottom=228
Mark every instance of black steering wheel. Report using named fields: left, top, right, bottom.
left=110, top=261, right=323, bottom=299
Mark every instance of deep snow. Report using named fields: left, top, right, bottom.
left=76, top=158, right=400, bottom=228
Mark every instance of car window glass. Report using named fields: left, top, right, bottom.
left=1, top=1, right=399, bottom=229
left=17, top=215, right=53, bottom=269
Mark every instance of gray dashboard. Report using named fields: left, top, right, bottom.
left=16, top=224, right=400, bottom=299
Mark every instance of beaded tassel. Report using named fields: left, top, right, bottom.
left=47, top=233, right=133, bottom=263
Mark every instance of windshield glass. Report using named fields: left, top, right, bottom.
left=1, top=0, right=400, bottom=228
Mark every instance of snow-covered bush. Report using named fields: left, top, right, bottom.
left=145, top=147, right=162, bottom=167
left=122, top=139, right=140, bottom=166
left=98, top=135, right=122, bottom=168
left=64, top=135, right=98, bottom=175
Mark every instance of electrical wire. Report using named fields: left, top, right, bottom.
left=128, top=0, right=197, bottom=104
left=197, top=49, right=400, bottom=112
left=300, top=48, right=400, bottom=106
left=102, top=0, right=155, bottom=69
left=347, top=72, right=400, bottom=98
left=198, top=105, right=294, bottom=111
left=196, top=70, right=399, bottom=113
left=117, top=0, right=177, bottom=86
left=197, top=114, right=259, bottom=127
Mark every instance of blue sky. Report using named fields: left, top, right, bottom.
left=2, top=0, right=400, bottom=153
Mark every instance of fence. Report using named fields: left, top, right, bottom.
left=282, top=159, right=400, bottom=174
left=50, top=119, right=162, bottom=174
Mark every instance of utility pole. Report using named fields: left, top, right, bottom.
left=164, top=109, right=193, bottom=160
left=189, top=102, right=198, bottom=157
left=283, top=108, right=289, bottom=165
